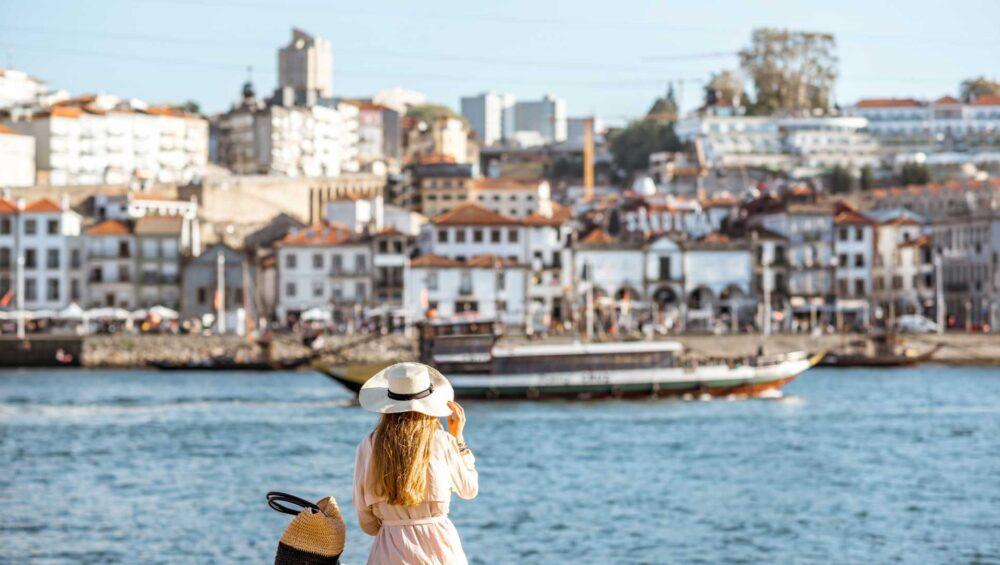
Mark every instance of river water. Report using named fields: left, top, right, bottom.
left=2, top=366, right=999, bottom=564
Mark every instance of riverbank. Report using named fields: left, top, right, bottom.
left=77, top=331, right=999, bottom=368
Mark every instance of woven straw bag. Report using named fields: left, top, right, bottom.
left=267, top=492, right=346, bottom=564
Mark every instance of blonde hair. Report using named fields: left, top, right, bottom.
left=370, top=412, right=439, bottom=506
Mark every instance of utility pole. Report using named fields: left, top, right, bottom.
left=935, top=253, right=945, bottom=334
left=216, top=251, right=226, bottom=334
left=16, top=252, right=25, bottom=340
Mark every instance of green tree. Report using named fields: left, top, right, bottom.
left=959, top=76, right=1000, bottom=102
left=406, top=104, right=466, bottom=125
left=739, top=28, right=838, bottom=115
left=899, top=162, right=930, bottom=185
left=180, top=100, right=201, bottom=114
left=828, top=165, right=854, bottom=194
left=646, top=84, right=678, bottom=122
left=859, top=165, right=874, bottom=191
left=608, top=120, right=682, bottom=173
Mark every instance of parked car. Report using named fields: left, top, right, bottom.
left=897, top=315, right=939, bottom=333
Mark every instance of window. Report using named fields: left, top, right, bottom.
left=838, top=228, right=848, bottom=241
left=378, top=240, right=388, bottom=253
left=46, top=249, right=59, bottom=269
left=142, top=239, right=158, bottom=258
left=854, top=227, right=863, bottom=241
left=508, top=229, right=519, bottom=243
left=490, top=229, right=501, bottom=243
left=658, top=257, right=671, bottom=280
left=460, top=270, right=473, bottom=294
left=24, top=248, right=36, bottom=269
left=70, top=249, right=81, bottom=269
left=331, top=255, right=343, bottom=274
left=496, top=271, right=505, bottom=290
left=24, top=219, right=36, bottom=235
left=312, top=282, right=323, bottom=297
left=0, top=247, right=9, bottom=269
left=312, top=253, right=323, bottom=269
left=854, top=279, right=865, bottom=296
left=285, top=282, right=297, bottom=297
left=427, top=271, right=438, bottom=290
left=392, top=241, right=403, bottom=254
left=437, top=229, right=448, bottom=243
left=838, top=254, right=847, bottom=267
left=355, top=254, right=366, bottom=273
left=285, top=254, right=297, bottom=269
left=197, top=287, right=208, bottom=304
left=854, top=254, right=864, bottom=267
left=838, top=279, right=848, bottom=296
left=70, top=279, right=80, bottom=301
left=473, top=229, right=483, bottom=243
left=455, top=229, right=466, bottom=243
left=0, top=218, right=10, bottom=234
left=355, top=282, right=365, bottom=298
left=47, top=220, right=59, bottom=235
left=25, top=278, right=36, bottom=301
left=46, top=278, right=59, bottom=301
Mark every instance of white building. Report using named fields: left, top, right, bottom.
left=213, top=89, right=359, bottom=177
left=91, top=192, right=201, bottom=255
left=460, top=92, right=515, bottom=146
left=513, top=94, right=567, bottom=143
left=83, top=220, right=135, bottom=308
left=404, top=254, right=527, bottom=326
left=278, top=28, right=333, bottom=102
left=846, top=96, right=1000, bottom=153
left=469, top=178, right=552, bottom=219
left=833, top=209, right=876, bottom=324
left=0, top=197, right=84, bottom=311
left=274, top=222, right=372, bottom=323
left=873, top=215, right=933, bottom=319
left=675, top=115, right=879, bottom=173
left=0, top=68, right=65, bottom=110
left=4, top=96, right=209, bottom=186
left=324, top=196, right=426, bottom=237
left=0, top=125, right=35, bottom=187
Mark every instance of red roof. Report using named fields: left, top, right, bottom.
left=432, top=203, right=520, bottom=226
left=970, top=95, right=1000, bottom=106
left=410, top=254, right=464, bottom=268
left=466, top=254, right=520, bottom=268
left=580, top=228, right=615, bottom=245
left=854, top=98, right=922, bottom=108
left=278, top=222, right=355, bottom=246
left=933, top=95, right=960, bottom=105
left=0, top=199, right=18, bottom=214
left=23, top=198, right=62, bottom=213
left=86, top=220, right=132, bottom=236
left=881, top=216, right=920, bottom=227
left=523, top=202, right=571, bottom=227
left=834, top=210, right=876, bottom=226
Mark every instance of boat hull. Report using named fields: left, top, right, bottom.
left=316, top=352, right=822, bottom=400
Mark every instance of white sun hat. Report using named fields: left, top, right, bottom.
left=359, top=362, right=454, bottom=418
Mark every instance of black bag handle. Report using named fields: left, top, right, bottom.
left=266, top=491, right=322, bottom=516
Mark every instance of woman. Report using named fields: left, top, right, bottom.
left=353, top=362, right=478, bottom=564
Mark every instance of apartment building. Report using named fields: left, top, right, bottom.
left=846, top=95, right=1000, bottom=153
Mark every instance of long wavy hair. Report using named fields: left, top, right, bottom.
left=370, top=411, right=439, bottom=506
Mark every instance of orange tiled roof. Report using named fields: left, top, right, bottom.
left=881, top=216, right=920, bottom=226
left=523, top=203, right=571, bottom=226
left=970, top=95, right=1000, bottom=106
left=701, top=232, right=730, bottom=243
left=86, top=219, right=132, bottom=236
left=409, top=254, right=464, bottom=268
left=580, top=228, right=615, bottom=245
left=414, top=153, right=456, bottom=165
left=933, top=95, right=960, bottom=105
left=854, top=98, right=922, bottom=108
left=23, top=198, right=62, bottom=213
left=144, top=106, right=200, bottom=119
left=278, top=222, right=354, bottom=246
left=466, top=254, right=520, bottom=268
left=432, top=203, right=520, bottom=226
left=900, top=235, right=932, bottom=247
left=0, top=199, right=18, bottom=214
left=702, top=194, right=739, bottom=207
left=834, top=210, right=876, bottom=225
left=134, top=215, right=183, bottom=235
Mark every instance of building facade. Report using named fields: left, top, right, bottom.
left=513, top=94, right=567, bottom=143
left=0, top=125, right=35, bottom=187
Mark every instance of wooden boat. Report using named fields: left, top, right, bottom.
left=817, top=333, right=941, bottom=368
left=316, top=320, right=824, bottom=400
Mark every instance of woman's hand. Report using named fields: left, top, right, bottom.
left=447, top=401, right=466, bottom=443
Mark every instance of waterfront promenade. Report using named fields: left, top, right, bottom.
left=74, top=332, right=1000, bottom=368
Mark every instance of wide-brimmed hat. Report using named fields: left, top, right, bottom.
left=359, top=362, right=454, bottom=418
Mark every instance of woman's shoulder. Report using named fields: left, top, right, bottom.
left=433, top=429, right=458, bottom=450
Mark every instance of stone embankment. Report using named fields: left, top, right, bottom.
left=83, top=332, right=997, bottom=368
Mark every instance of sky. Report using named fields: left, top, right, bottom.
left=1, top=0, right=998, bottom=125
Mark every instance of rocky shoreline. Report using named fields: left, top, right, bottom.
left=79, top=332, right=1000, bottom=368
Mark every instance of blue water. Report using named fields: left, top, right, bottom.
left=2, top=366, right=999, bottom=564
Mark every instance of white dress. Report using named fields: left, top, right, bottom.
left=353, top=429, right=478, bottom=564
